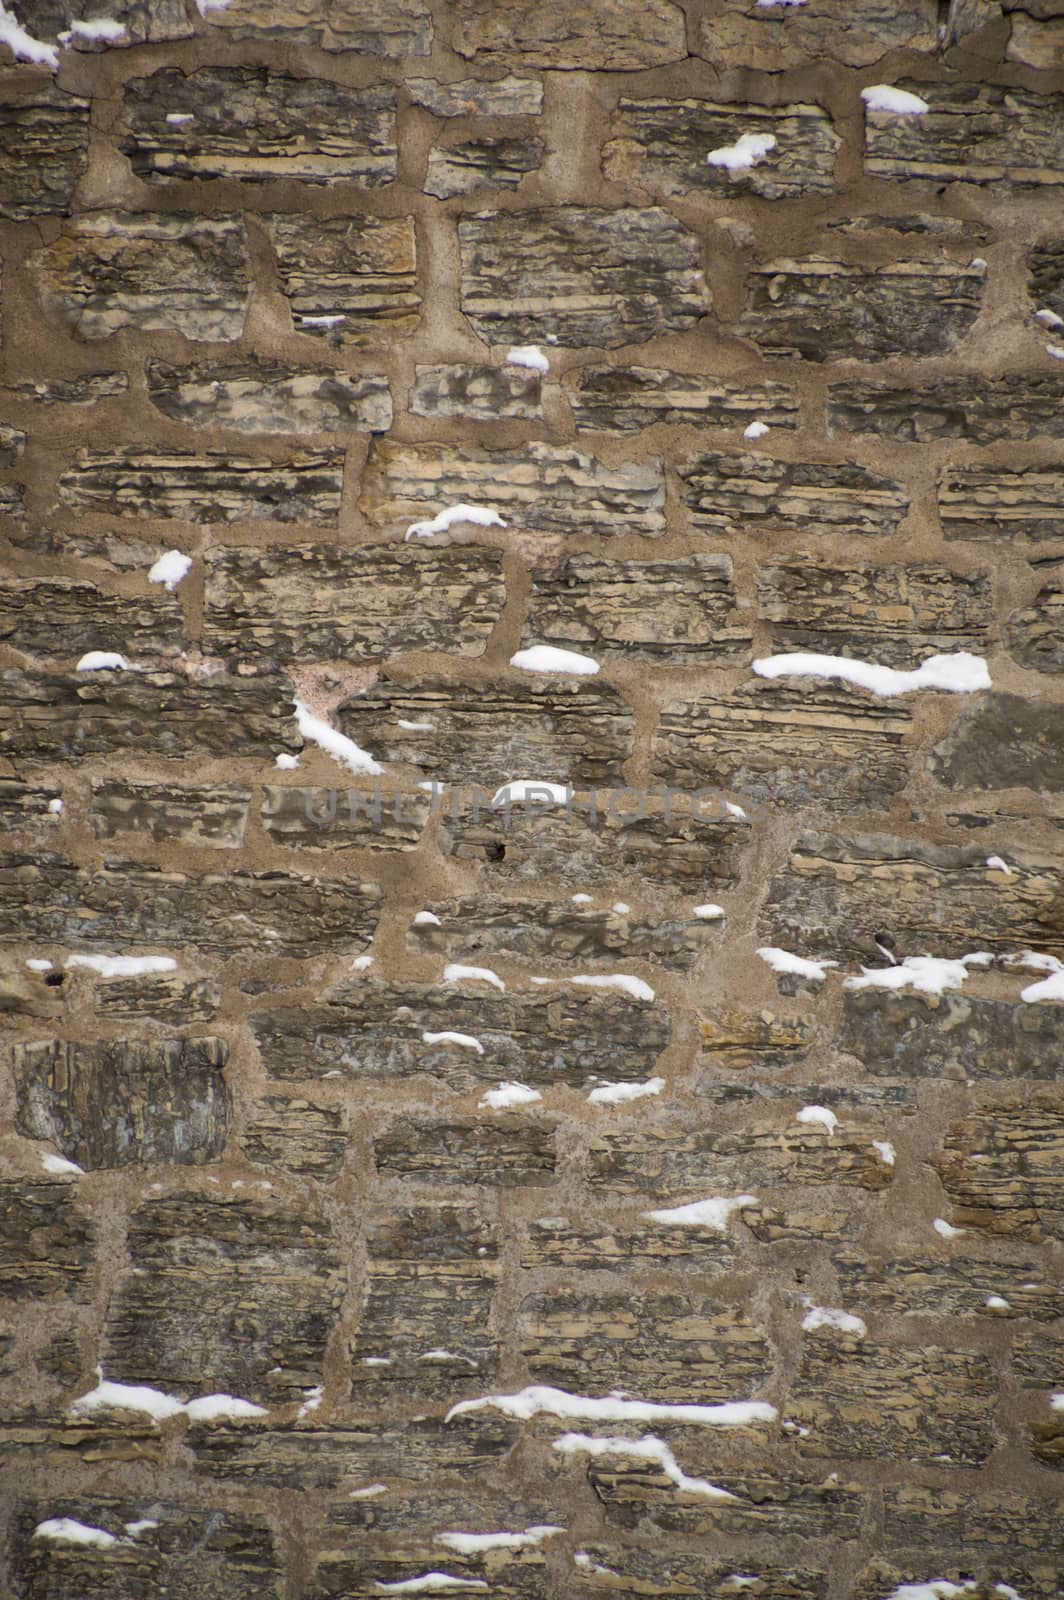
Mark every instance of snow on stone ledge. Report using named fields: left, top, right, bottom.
left=1021, top=970, right=1064, bottom=1004
left=534, top=973, right=655, bottom=1002
left=506, top=345, right=550, bottom=375
left=436, top=1528, right=562, bottom=1556
left=70, top=1376, right=266, bottom=1423
left=148, top=550, right=192, bottom=591
left=33, top=1518, right=120, bottom=1549
left=294, top=699, right=382, bottom=777
left=587, top=1077, right=664, bottom=1106
left=707, top=132, right=777, bottom=170
left=509, top=645, right=601, bottom=676
left=753, top=650, right=990, bottom=697
left=844, top=953, right=991, bottom=998
left=553, top=1433, right=737, bottom=1501
left=801, top=1305, right=867, bottom=1338
left=479, top=1082, right=542, bottom=1110
left=374, top=1576, right=488, bottom=1594
left=446, top=1384, right=776, bottom=1429
left=41, top=1153, right=84, bottom=1176
left=757, top=947, right=837, bottom=983
left=796, top=1105, right=838, bottom=1137
left=423, top=1030, right=485, bottom=1054
left=0, top=3, right=59, bottom=67
left=861, top=85, right=930, bottom=115
left=66, top=954, right=177, bottom=979
left=644, top=1194, right=758, bottom=1231
left=443, top=963, right=506, bottom=992
left=76, top=651, right=136, bottom=672
left=405, top=504, right=506, bottom=542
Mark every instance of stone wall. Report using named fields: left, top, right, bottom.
left=1, top=1, right=1063, bottom=1596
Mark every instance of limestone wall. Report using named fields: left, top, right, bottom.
left=1, top=1, right=1063, bottom=1595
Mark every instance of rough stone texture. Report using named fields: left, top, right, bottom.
left=240, top=1097, right=347, bottom=1179
left=31, top=212, right=251, bottom=342
left=0, top=1181, right=94, bottom=1300
left=0, top=781, right=62, bottom=834
left=250, top=978, right=670, bottom=1088
left=95, top=974, right=222, bottom=1024
left=929, top=692, right=1064, bottom=792
left=104, top=1193, right=344, bottom=1400
left=568, top=1548, right=827, bottom=1600
left=678, top=452, right=908, bottom=538
left=1008, top=12, right=1064, bottom=68
left=0, top=578, right=182, bottom=661
left=267, top=212, right=420, bottom=342
left=758, top=559, right=992, bottom=662
left=203, top=543, right=504, bottom=661
left=406, top=895, right=718, bottom=970
left=588, top=1460, right=865, bottom=1541
left=374, top=1119, right=557, bottom=1185
left=449, top=0, right=686, bottom=69
left=938, top=464, right=1064, bottom=542
left=147, top=357, right=393, bottom=435
left=879, top=1484, right=1064, bottom=1576
left=260, top=786, right=430, bottom=851
left=605, top=99, right=839, bottom=200
left=458, top=207, right=709, bottom=348
left=19, top=0, right=194, bottom=46
left=410, top=363, right=542, bottom=420
left=0, top=484, right=26, bottom=522
left=933, top=1097, right=1064, bottom=1240
left=0, top=372, right=127, bottom=405
left=14, top=1037, right=230, bottom=1171
left=864, top=82, right=1064, bottom=188
left=122, top=71, right=397, bottom=186
left=90, top=780, right=251, bottom=848
left=761, top=831, right=1064, bottom=960
left=200, top=0, right=432, bottom=56
left=738, top=258, right=985, bottom=362
left=56, top=447, right=343, bottom=525
left=1028, top=240, right=1064, bottom=320
left=524, top=554, right=748, bottom=662
left=836, top=1254, right=1064, bottom=1321
left=698, top=1009, right=813, bottom=1071
left=654, top=679, right=912, bottom=813
left=0, top=85, right=89, bottom=219
left=838, top=989, right=1064, bottom=1080
left=589, top=1120, right=897, bottom=1194
left=828, top=374, right=1064, bottom=441
left=425, top=135, right=544, bottom=199
left=363, top=439, right=665, bottom=540
left=697, top=0, right=938, bottom=69
left=1007, top=577, right=1064, bottom=673
left=521, top=1215, right=737, bottom=1272
left=569, top=367, right=798, bottom=434
left=407, top=75, right=543, bottom=117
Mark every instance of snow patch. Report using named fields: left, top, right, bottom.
left=76, top=651, right=135, bottom=672
left=34, top=1519, right=119, bottom=1549
left=295, top=699, right=382, bottom=777
left=166, top=111, right=195, bottom=124
left=553, top=1433, right=738, bottom=1500
left=757, top=947, right=837, bottom=982
left=588, top=1077, right=664, bottom=1106
left=68, top=17, right=126, bottom=41
left=42, top=1153, right=84, bottom=1176
left=802, top=1305, right=867, bottom=1338
left=351, top=955, right=374, bottom=971
left=566, top=973, right=655, bottom=1002
left=933, top=1217, right=966, bottom=1239
left=66, top=954, right=177, bottom=979
left=872, top=1140, right=896, bottom=1167
left=1021, top=969, right=1064, bottom=1003
left=861, top=85, right=930, bottom=115
left=506, top=345, right=549, bottom=375
left=183, top=1394, right=267, bottom=1422
left=275, top=752, right=300, bottom=770
left=1046, top=344, right=1064, bottom=361
left=436, top=1528, right=562, bottom=1556
left=753, top=649, right=989, bottom=697
left=796, top=1105, right=838, bottom=1137
left=479, top=1082, right=542, bottom=1110
left=693, top=902, right=724, bottom=920
left=423, top=1031, right=484, bottom=1054
left=71, top=1377, right=265, bottom=1423
left=375, top=1578, right=488, bottom=1595
left=985, top=856, right=1012, bottom=875
left=707, top=132, right=777, bottom=171
left=444, top=963, right=505, bottom=992
left=398, top=719, right=434, bottom=731
left=845, top=953, right=991, bottom=997
left=405, top=504, right=505, bottom=542
left=0, top=3, right=59, bottom=66
left=645, top=1194, right=758, bottom=1231
left=26, top=958, right=53, bottom=972
left=984, top=1295, right=1010, bottom=1311
left=447, top=1384, right=776, bottom=1429
left=510, top=645, right=600, bottom=676
left=743, top=420, right=769, bottom=440
left=48, top=797, right=63, bottom=813
left=413, top=910, right=441, bottom=926
left=148, top=550, right=192, bottom=591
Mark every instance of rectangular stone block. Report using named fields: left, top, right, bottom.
left=0, top=668, right=299, bottom=764
left=260, top=786, right=430, bottom=851
left=569, top=367, right=798, bottom=434
left=410, top=363, right=542, bottom=421
left=738, top=257, right=985, bottom=361
left=568, top=1546, right=827, bottom=1600
left=0, top=780, right=62, bottom=833
left=0, top=425, right=25, bottom=468
left=697, top=0, right=937, bottom=69
left=880, top=1483, right=1064, bottom=1565
left=0, top=484, right=26, bottom=522
left=929, top=692, right=1064, bottom=792
left=757, top=559, right=992, bottom=662
left=835, top=1253, right=1064, bottom=1322
left=938, top=464, right=1064, bottom=542
left=200, top=0, right=432, bottom=55
left=588, top=1458, right=864, bottom=1541
left=1007, top=579, right=1064, bottom=675
left=374, top=1119, right=557, bottom=1185
left=362, top=439, right=666, bottom=541
left=426, top=134, right=543, bottom=197
left=0, top=1180, right=94, bottom=1299
left=1029, top=239, right=1064, bottom=320
left=864, top=81, right=1064, bottom=187
left=761, top=831, right=1064, bottom=960
left=0, top=371, right=127, bottom=405
left=0, top=85, right=89, bottom=219
left=828, top=373, right=1064, bottom=442
left=104, top=1193, right=344, bottom=1401
left=678, top=451, right=908, bottom=538
left=698, top=1009, right=813, bottom=1072
left=0, top=578, right=183, bottom=662
left=310, top=1537, right=551, bottom=1600
left=90, top=781, right=251, bottom=849
left=0, top=853, right=381, bottom=959
left=605, top=98, right=838, bottom=199
left=407, top=75, right=543, bottom=116
left=589, top=1119, right=896, bottom=1195
left=838, top=989, right=1064, bottom=1080
left=933, top=1096, right=1063, bottom=1240
left=147, top=357, right=392, bottom=434
left=449, top=0, right=686, bottom=68
left=337, top=673, right=634, bottom=787
left=267, top=212, right=420, bottom=342
left=31, top=212, right=251, bottom=342
left=790, top=1333, right=997, bottom=1465
left=123, top=70, right=396, bottom=185
left=202, top=544, right=504, bottom=661
left=458, top=206, right=708, bottom=348
left=42, top=0, right=194, bottom=46
left=654, top=679, right=912, bottom=814
left=95, top=974, right=221, bottom=1024
left=250, top=977, right=669, bottom=1088
left=239, top=1096, right=347, bottom=1179
left=521, top=1214, right=736, bottom=1273
left=524, top=554, right=748, bottom=662
left=57, top=447, right=342, bottom=525
left=15, top=1037, right=231, bottom=1171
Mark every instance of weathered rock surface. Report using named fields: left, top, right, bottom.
left=90, top=780, right=251, bottom=849
left=374, top=1119, right=557, bottom=1185
left=1028, top=240, right=1064, bottom=321
left=1008, top=12, right=1064, bottom=69
left=0, top=484, right=26, bottom=522
left=928, top=693, right=1064, bottom=792
left=1007, top=578, right=1064, bottom=673
left=10, top=1498, right=281, bottom=1600
left=9, top=526, right=158, bottom=570
left=123, top=71, right=397, bottom=186
left=568, top=1547, right=826, bottom=1600
left=239, top=1096, right=347, bottom=1179
left=407, top=75, right=543, bottom=117
left=938, top=464, right=1064, bottom=542
left=0, top=578, right=183, bottom=662
left=94, top=974, right=221, bottom=1024
left=14, top=1037, right=231, bottom=1170
left=406, top=895, right=717, bottom=970
left=0, top=668, right=299, bottom=764
left=337, top=673, right=634, bottom=786
left=0, top=780, right=62, bottom=834
left=203, top=544, right=504, bottom=661
left=0, top=1180, right=94, bottom=1299
left=525, top=554, right=748, bottom=661
left=569, top=367, right=798, bottom=434
left=864, top=82, right=1064, bottom=188
left=250, top=977, right=670, bottom=1087
left=31, top=213, right=251, bottom=342
left=0, top=371, right=127, bottom=405
left=410, top=364, right=542, bottom=420
left=104, top=1193, right=344, bottom=1400
left=351, top=1206, right=498, bottom=1394
left=449, top=0, right=686, bottom=68
left=458, top=207, right=708, bottom=348
left=0, top=425, right=26, bottom=467
left=267, top=213, right=420, bottom=342
left=200, top=0, right=432, bottom=55
left=879, top=1484, right=1064, bottom=1570
left=835, top=1254, right=1064, bottom=1321
left=933, top=1097, right=1063, bottom=1239
left=23, top=0, right=194, bottom=46
left=828, top=374, right=1064, bottom=441
left=589, top=1119, right=897, bottom=1194
left=57, top=447, right=343, bottom=525
left=147, top=357, right=392, bottom=435
left=678, top=452, right=908, bottom=538
left=260, top=786, right=430, bottom=851
left=738, top=258, right=985, bottom=362
left=0, top=85, right=89, bottom=219
left=697, top=0, right=938, bottom=69
left=761, top=831, right=1064, bottom=960
left=425, top=135, right=543, bottom=198
left=605, top=99, right=839, bottom=200
left=654, top=678, right=912, bottom=814
left=839, top=989, right=1064, bottom=1080
left=521, top=1214, right=737, bottom=1272
left=363, top=439, right=666, bottom=540
left=759, top=559, right=991, bottom=661
left=698, top=1009, right=813, bottom=1071
left=588, top=1459, right=865, bottom=1541
left=0, top=853, right=381, bottom=958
